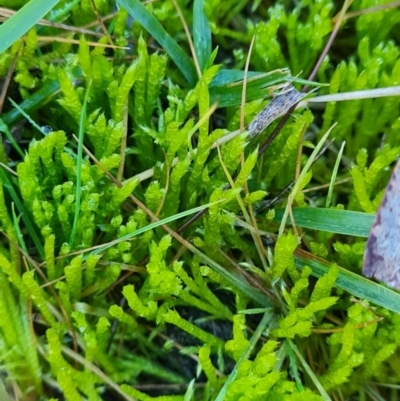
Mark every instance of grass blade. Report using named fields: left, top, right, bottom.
left=287, top=339, right=332, bottom=401
left=0, top=0, right=60, bottom=54
left=90, top=201, right=223, bottom=256
left=0, top=169, right=45, bottom=260
left=193, top=0, right=211, bottom=72
left=117, top=0, right=197, bottom=87
left=295, top=249, right=400, bottom=315
left=326, top=141, right=345, bottom=207
left=0, top=118, right=25, bottom=159
left=0, top=377, right=11, bottom=401
left=274, top=208, right=374, bottom=237
left=278, top=127, right=333, bottom=237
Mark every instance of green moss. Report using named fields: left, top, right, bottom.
left=1, top=0, right=400, bottom=399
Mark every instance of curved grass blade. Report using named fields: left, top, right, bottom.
left=210, top=69, right=324, bottom=88
left=0, top=0, right=60, bottom=54
left=193, top=0, right=211, bottom=72
left=7, top=98, right=48, bottom=135
left=274, top=208, right=374, bottom=238
left=295, top=249, right=400, bottom=315
left=117, top=0, right=197, bottom=87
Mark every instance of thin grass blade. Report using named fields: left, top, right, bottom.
left=295, top=249, right=400, bottom=315
left=0, top=0, right=60, bottom=54
left=278, top=127, right=333, bottom=237
left=193, top=0, right=211, bottom=72
left=287, top=339, right=332, bottom=401
left=90, top=201, right=223, bottom=256
left=90, top=200, right=273, bottom=306
left=274, top=208, right=374, bottom=237
left=0, top=169, right=45, bottom=260
left=117, top=0, right=197, bottom=86
left=326, top=141, right=345, bottom=207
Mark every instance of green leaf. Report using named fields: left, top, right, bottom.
left=274, top=208, right=374, bottom=237
left=193, top=0, right=211, bottom=72
left=0, top=0, right=60, bottom=54
left=295, top=250, right=400, bottom=315
left=117, top=0, right=197, bottom=87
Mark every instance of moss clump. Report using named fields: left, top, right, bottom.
left=0, top=0, right=400, bottom=400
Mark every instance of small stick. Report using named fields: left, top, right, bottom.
left=90, top=0, right=115, bottom=46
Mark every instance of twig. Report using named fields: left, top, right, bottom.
left=90, top=0, right=115, bottom=46
left=170, top=0, right=201, bottom=78
left=332, top=0, right=400, bottom=22
left=37, top=36, right=128, bottom=49
left=0, top=50, right=18, bottom=113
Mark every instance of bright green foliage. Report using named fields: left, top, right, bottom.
left=123, top=284, right=158, bottom=319
left=251, top=2, right=333, bottom=75
left=23, top=270, right=60, bottom=329
left=121, top=383, right=185, bottom=401
left=64, top=255, right=83, bottom=301
left=273, top=266, right=339, bottom=343
left=109, top=304, right=138, bottom=328
left=0, top=179, right=18, bottom=263
left=222, top=340, right=326, bottom=400
left=58, top=69, right=83, bottom=122
left=320, top=324, right=364, bottom=390
left=225, top=314, right=250, bottom=361
left=143, top=235, right=182, bottom=297
left=163, top=309, right=224, bottom=351
left=263, top=110, right=314, bottom=187
left=199, top=345, right=218, bottom=388
left=350, top=146, right=400, bottom=213
left=0, top=270, right=42, bottom=394
left=1, top=0, right=400, bottom=399
left=87, top=114, right=125, bottom=159
left=272, top=232, right=299, bottom=279
left=46, top=328, right=101, bottom=400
